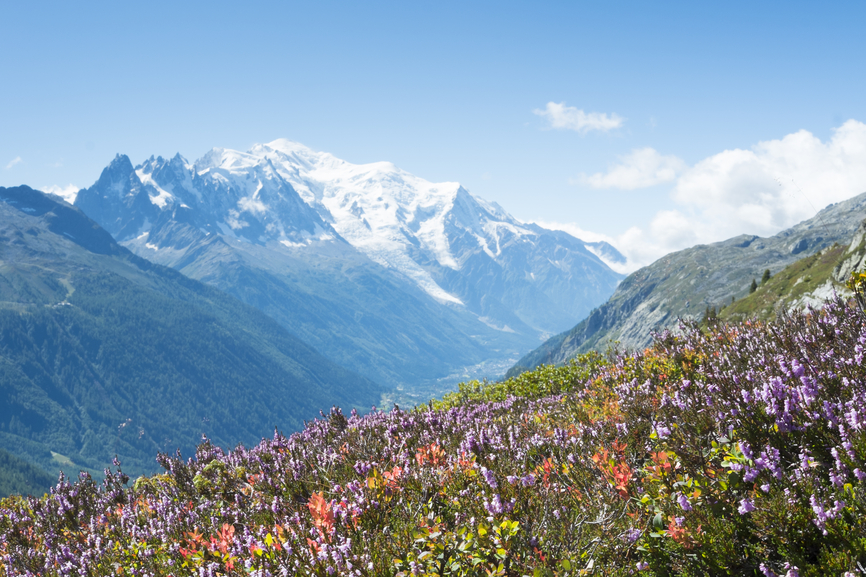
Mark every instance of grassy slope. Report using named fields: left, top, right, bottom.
left=720, top=244, right=847, bottom=322
left=720, top=222, right=866, bottom=324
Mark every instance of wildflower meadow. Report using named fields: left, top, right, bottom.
left=2, top=293, right=866, bottom=575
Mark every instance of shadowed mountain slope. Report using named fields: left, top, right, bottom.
left=0, top=186, right=381, bottom=478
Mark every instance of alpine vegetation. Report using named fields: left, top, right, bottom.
left=2, top=293, right=866, bottom=575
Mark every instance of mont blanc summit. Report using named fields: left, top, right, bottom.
left=74, top=140, right=624, bottom=388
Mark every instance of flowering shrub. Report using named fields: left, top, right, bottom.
left=2, top=298, right=866, bottom=575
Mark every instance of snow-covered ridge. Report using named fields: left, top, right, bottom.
left=75, top=140, right=625, bottom=313
left=251, top=139, right=468, bottom=271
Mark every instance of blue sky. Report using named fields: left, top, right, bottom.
left=3, top=1, right=866, bottom=269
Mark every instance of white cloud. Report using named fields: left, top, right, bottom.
left=43, top=184, right=80, bottom=204
left=553, top=120, right=866, bottom=273
left=671, top=121, right=866, bottom=237
left=533, top=101, right=624, bottom=133
left=577, top=147, right=686, bottom=189
left=5, top=156, right=22, bottom=170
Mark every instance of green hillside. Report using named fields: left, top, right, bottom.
left=0, top=186, right=382, bottom=480
left=0, top=447, right=54, bottom=498
left=720, top=245, right=845, bottom=321
left=720, top=224, right=866, bottom=323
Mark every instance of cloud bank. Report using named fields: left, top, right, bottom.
left=534, top=102, right=624, bottom=133
left=577, top=147, right=686, bottom=190
left=559, top=120, right=866, bottom=272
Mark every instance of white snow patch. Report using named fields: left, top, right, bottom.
left=238, top=196, right=268, bottom=215
left=217, top=221, right=241, bottom=238
left=584, top=244, right=631, bottom=274
left=135, top=168, right=175, bottom=208
left=135, top=218, right=152, bottom=238
left=279, top=239, right=306, bottom=248
left=478, top=317, right=516, bottom=333
left=42, top=184, right=79, bottom=203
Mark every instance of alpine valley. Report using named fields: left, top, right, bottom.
left=73, top=139, right=625, bottom=396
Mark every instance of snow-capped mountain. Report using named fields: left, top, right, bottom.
left=76, top=150, right=336, bottom=248
left=74, top=141, right=624, bottom=389
left=248, top=140, right=627, bottom=315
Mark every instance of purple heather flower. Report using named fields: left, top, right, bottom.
left=480, top=467, right=498, bottom=489
left=676, top=492, right=693, bottom=511
left=744, top=467, right=760, bottom=482
left=738, top=498, right=755, bottom=514
left=623, top=528, right=642, bottom=543
left=653, top=422, right=671, bottom=439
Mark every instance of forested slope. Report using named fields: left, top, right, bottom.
left=0, top=186, right=381, bottom=479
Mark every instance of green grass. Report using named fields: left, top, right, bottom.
left=721, top=244, right=848, bottom=322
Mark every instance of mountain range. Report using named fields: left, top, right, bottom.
left=512, top=191, right=866, bottom=372
left=0, top=185, right=381, bottom=485
left=73, top=140, right=624, bottom=392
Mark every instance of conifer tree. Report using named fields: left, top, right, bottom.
left=762, top=269, right=771, bottom=284
left=750, top=278, right=758, bottom=293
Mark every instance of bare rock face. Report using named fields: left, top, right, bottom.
left=513, top=192, right=866, bottom=372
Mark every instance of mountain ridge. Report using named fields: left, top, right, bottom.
left=511, top=190, right=866, bottom=372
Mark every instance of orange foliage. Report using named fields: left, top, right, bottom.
left=592, top=447, right=632, bottom=499
left=415, top=442, right=446, bottom=467
left=307, top=492, right=335, bottom=538
left=383, top=466, right=403, bottom=488
left=666, top=516, right=701, bottom=549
